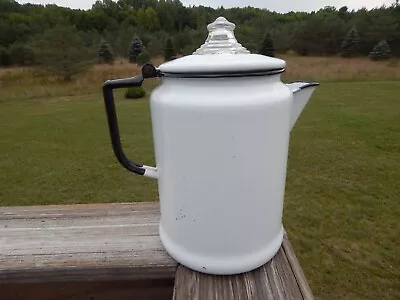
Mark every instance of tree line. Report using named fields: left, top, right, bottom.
left=0, top=0, right=399, bottom=69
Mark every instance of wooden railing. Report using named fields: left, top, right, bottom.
left=0, top=202, right=314, bottom=300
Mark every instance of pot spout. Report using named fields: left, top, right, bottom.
left=286, top=82, right=319, bottom=130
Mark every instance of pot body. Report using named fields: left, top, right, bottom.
left=150, top=75, right=292, bottom=275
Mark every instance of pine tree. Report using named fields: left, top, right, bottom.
left=369, top=40, right=392, bottom=61
left=0, top=46, right=11, bottom=67
left=164, top=38, right=176, bottom=61
left=324, top=39, right=336, bottom=55
left=116, top=21, right=135, bottom=59
left=9, top=43, right=35, bottom=66
left=129, top=38, right=143, bottom=63
left=98, top=40, right=114, bottom=64
left=148, top=38, right=164, bottom=56
left=341, top=26, right=360, bottom=57
left=136, top=49, right=151, bottom=66
left=259, top=33, right=275, bottom=57
left=30, top=25, right=94, bottom=81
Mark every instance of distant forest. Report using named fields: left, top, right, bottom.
left=0, top=0, right=400, bottom=66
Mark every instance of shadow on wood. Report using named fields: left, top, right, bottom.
left=0, top=279, right=174, bottom=300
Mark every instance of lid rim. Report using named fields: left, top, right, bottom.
left=160, top=68, right=285, bottom=79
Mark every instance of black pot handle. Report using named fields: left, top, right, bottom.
left=103, top=64, right=159, bottom=178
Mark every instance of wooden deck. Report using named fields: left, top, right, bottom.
left=0, top=202, right=314, bottom=299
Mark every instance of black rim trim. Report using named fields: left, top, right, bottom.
left=160, top=68, right=285, bottom=78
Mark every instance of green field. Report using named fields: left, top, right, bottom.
left=0, top=79, right=399, bottom=299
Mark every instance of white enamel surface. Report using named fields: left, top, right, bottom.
left=126, top=16, right=318, bottom=275
left=286, top=83, right=318, bottom=129
left=158, top=16, right=285, bottom=74
left=159, top=53, right=286, bottom=74
left=149, top=75, right=295, bottom=275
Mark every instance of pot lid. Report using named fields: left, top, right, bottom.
left=158, top=17, right=286, bottom=77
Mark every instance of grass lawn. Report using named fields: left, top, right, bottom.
left=0, top=63, right=399, bottom=299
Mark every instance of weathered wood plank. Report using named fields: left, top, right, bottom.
left=0, top=203, right=177, bottom=283
left=282, top=233, right=315, bottom=300
left=1, top=202, right=314, bottom=300
left=173, top=235, right=314, bottom=300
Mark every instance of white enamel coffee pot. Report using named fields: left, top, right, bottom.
left=103, top=17, right=318, bottom=275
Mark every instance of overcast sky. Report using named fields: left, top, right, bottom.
left=16, top=0, right=393, bottom=12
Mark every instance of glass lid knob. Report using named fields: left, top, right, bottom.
left=193, top=17, right=250, bottom=55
